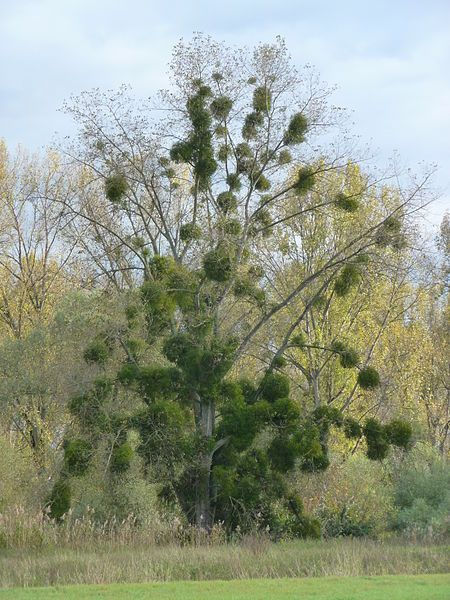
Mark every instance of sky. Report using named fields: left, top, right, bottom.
left=0, top=0, right=449, bottom=228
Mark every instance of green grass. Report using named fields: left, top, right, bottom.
left=0, top=575, right=449, bottom=599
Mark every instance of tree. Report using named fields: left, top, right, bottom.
left=50, top=36, right=425, bottom=534
left=0, top=290, right=130, bottom=470
left=0, top=141, right=81, bottom=338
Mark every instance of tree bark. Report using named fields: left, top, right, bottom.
left=195, top=399, right=215, bottom=531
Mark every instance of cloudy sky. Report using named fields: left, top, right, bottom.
left=1, top=0, right=448, bottom=227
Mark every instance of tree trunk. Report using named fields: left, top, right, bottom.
left=195, top=399, right=215, bottom=532
left=195, top=452, right=213, bottom=531
left=311, top=371, right=320, bottom=407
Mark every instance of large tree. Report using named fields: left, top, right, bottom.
left=50, top=36, right=428, bottom=534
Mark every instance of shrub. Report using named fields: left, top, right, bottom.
left=64, top=439, right=92, bottom=477
left=111, top=442, right=134, bottom=474
left=392, top=451, right=450, bottom=538
left=83, top=339, right=110, bottom=364
left=295, top=454, right=394, bottom=538
left=49, top=479, right=71, bottom=520
left=0, top=435, right=36, bottom=511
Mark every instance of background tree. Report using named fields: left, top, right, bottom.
left=0, top=141, right=82, bottom=337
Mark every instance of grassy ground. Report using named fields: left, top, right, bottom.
left=0, top=575, right=449, bottom=599
left=0, top=538, right=448, bottom=588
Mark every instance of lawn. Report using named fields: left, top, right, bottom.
left=0, top=575, right=449, bottom=600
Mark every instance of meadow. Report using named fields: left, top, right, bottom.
left=0, top=537, right=448, bottom=589
left=0, top=575, right=449, bottom=600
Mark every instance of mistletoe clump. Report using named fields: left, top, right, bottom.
left=105, top=174, right=128, bottom=203
left=335, top=192, right=359, bottom=212
left=253, top=86, right=272, bottom=112
left=357, top=366, right=380, bottom=390
left=278, top=149, right=292, bottom=165
left=284, top=113, right=308, bottom=145
left=254, top=174, right=271, bottom=191
left=334, top=264, right=362, bottom=297
left=290, top=333, right=306, bottom=347
left=293, top=167, right=315, bottom=195
left=233, top=277, right=265, bottom=305
left=203, top=244, right=234, bottom=282
left=343, top=417, right=362, bottom=439
left=141, top=280, right=177, bottom=333
left=180, top=223, right=202, bottom=243
left=331, top=341, right=359, bottom=368
left=217, top=191, right=237, bottom=214
left=170, top=87, right=217, bottom=189
left=385, top=419, right=412, bottom=449
left=363, top=418, right=389, bottom=460
left=210, top=96, right=233, bottom=120
left=83, top=337, right=111, bottom=364
left=222, top=219, right=242, bottom=236
left=375, top=216, right=404, bottom=247
left=236, top=143, right=253, bottom=174
left=363, top=417, right=412, bottom=460
left=242, top=111, right=264, bottom=139
left=226, top=173, right=241, bottom=192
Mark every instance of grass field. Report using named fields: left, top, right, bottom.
left=0, top=575, right=449, bottom=599
left=0, top=538, right=448, bottom=588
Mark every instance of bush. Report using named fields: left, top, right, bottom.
left=295, top=454, right=394, bottom=538
left=83, top=339, right=110, bottom=364
left=49, top=479, right=71, bottom=520
left=111, top=442, right=134, bottom=474
left=64, top=439, right=92, bottom=477
left=0, top=435, right=37, bottom=511
left=319, top=506, right=375, bottom=538
left=392, top=451, right=450, bottom=538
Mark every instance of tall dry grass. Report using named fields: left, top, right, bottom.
left=0, top=506, right=448, bottom=589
